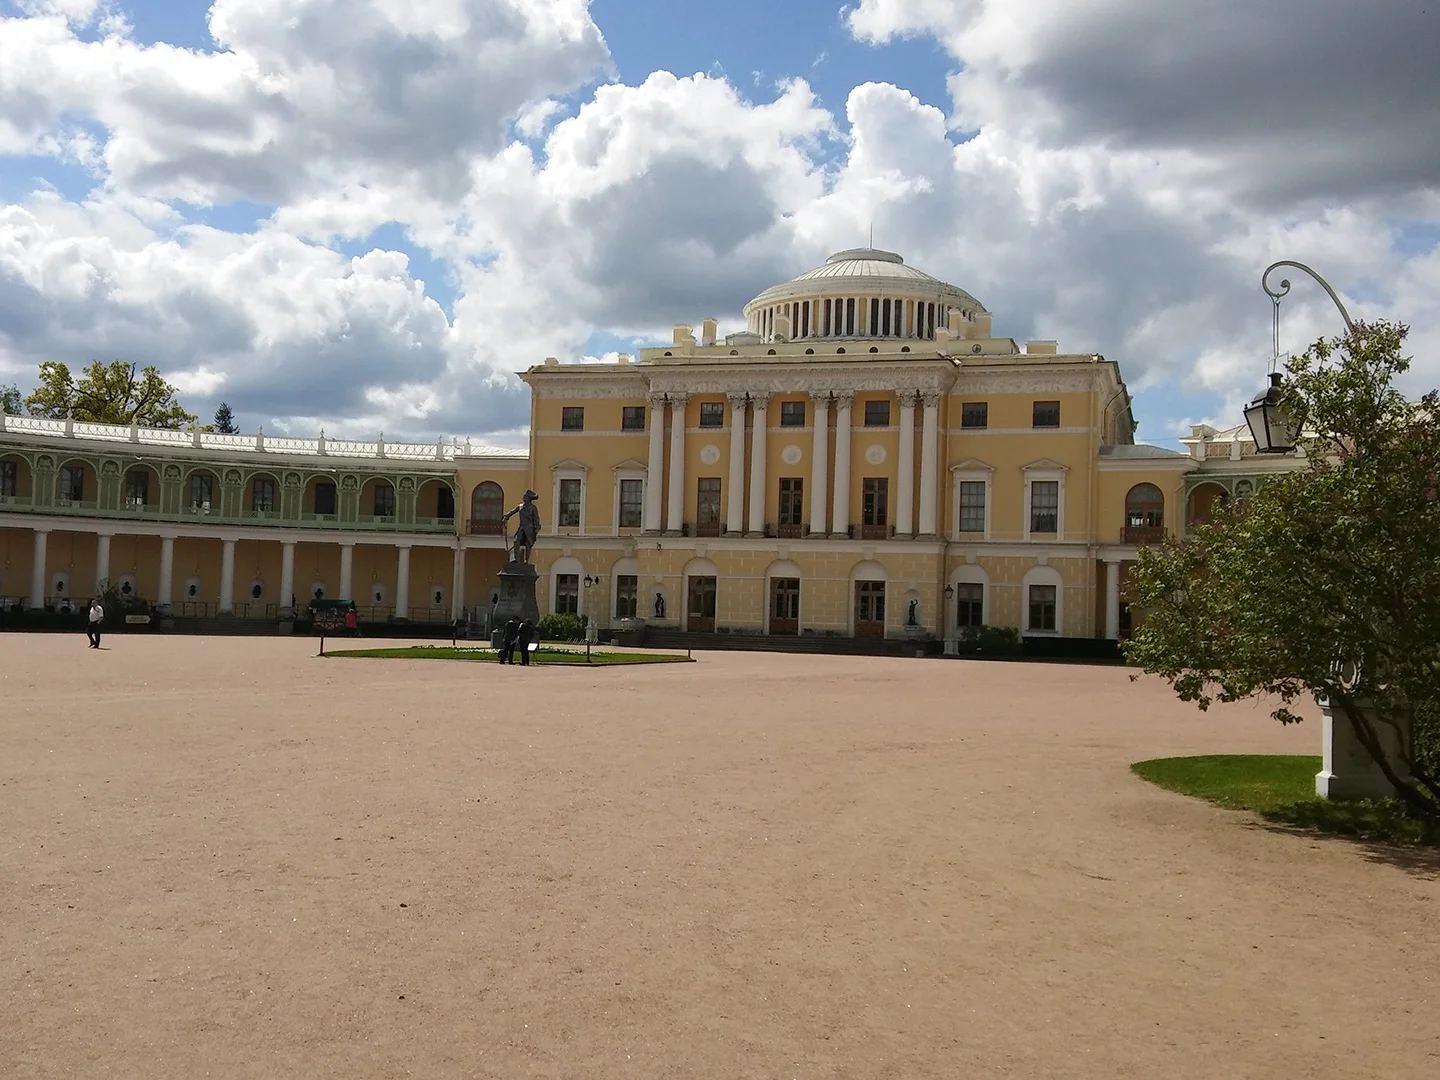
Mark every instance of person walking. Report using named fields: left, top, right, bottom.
left=344, top=605, right=361, bottom=637
left=86, top=597, right=105, bottom=649
left=499, top=616, right=521, bottom=664
left=516, top=619, right=534, bottom=666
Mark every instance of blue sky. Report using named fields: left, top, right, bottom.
left=0, top=0, right=1435, bottom=445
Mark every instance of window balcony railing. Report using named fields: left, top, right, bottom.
left=1122, top=524, right=1168, bottom=545
left=694, top=520, right=723, bottom=537
left=469, top=519, right=506, bottom=535
left=859, top=523, right=891, bottom=540
left=776, top=523, right=804, bottom=539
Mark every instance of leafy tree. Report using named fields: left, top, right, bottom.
left=212, top=402, right=239, bottom=434
left=1124, top=320, right=1440, bottom=818
left=1, top=382, right=21, bottom=415
left=24, top=360, right=196, bottom=428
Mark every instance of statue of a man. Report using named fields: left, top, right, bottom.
left=502, top=490, right=541, bottom=563
left=906, top=597, right=919, bottom=626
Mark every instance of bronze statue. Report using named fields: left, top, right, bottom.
left=502, top=490, right=541, bottom=564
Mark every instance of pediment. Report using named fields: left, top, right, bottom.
left=949, top=458, right=994, bottom=473
left=1022, top=457, right=1069, bottom=472
left=611, top=458, right=648, bottom=472
left=549, top=457, right=590, bottom=473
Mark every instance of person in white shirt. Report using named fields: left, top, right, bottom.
left=87, top=599, right=104, bottom=649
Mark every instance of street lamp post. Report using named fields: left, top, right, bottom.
left=1247, top=261, right=1356, bottom=454
left=583, top=574, right=598, bottom=661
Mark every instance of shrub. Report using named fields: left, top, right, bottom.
left=538, top=612, right=585, bottom=641
left=955, top=624, right=1021, bottom=656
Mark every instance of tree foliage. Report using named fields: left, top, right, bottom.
left=212, top=402, right=239, bottom=434
left=23, top=361, right=195, bottom=428
left=1123, top=321, right=1440, bottom=817
left=1, top=382, right=21, bottom=415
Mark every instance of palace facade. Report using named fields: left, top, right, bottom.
left=0, top=248, right=1303, bottom=641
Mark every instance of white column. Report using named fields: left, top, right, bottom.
left=809, top=392, right=829, bottom=536
left=340, top=543, right=355, bottom=600
left=896, top=391, right=916, bottom=536
left=157, top=536, right=175, bottom=609
left=28, top=529, right=48, bottom=609
left=218, top=538, right=236, bottom=614
left=1104, top=559, right=1121, bottom=641
left=747, top=393, right=770, bottom=536
left=450, top=544, right=466, bottom=622
left=725, top=393, right=747, bottom=534
left=395, top=544, right=411, bottom=619
left=917, top=390, right=941, bottom=537
left=94, top=532, right=112, bottom=593
left=643, top=394, right=665, bottom=532
left=279, top=542, right=296, bottom=616
left=665, top=393, right=688, bottom=534
left=831, top=392, right=853, bottom=537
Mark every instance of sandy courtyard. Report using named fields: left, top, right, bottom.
left=1, top=635, right=1436, bottom=1078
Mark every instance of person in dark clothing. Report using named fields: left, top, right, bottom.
left=516, top=619, right=534, bottom=666
left=499, top=616, right=521, bottom=664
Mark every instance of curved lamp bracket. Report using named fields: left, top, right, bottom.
left=1262, top=260, right=1356, bottom=335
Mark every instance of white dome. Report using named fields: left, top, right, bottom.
left=742, top=249, right=986, bottom=343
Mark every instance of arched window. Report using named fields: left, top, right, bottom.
left=471, top=482, right=504, bottom=534
left=1125, top=483, right=1165, bottom=530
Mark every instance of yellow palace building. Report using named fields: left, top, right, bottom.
left=0, top=249, right=1301, bottom=645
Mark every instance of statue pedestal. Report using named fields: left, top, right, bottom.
left=493, top=561, right=540, bottom=626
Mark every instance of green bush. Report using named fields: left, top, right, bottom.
left=537, top=612, right=586, bottom=641
left=955, top=624, right=1021, bottom=655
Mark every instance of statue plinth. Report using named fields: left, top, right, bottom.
left=493, top=560, right=540, bottom=625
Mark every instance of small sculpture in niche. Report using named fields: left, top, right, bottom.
left=654, top=592, right=666, bottom=619
left=906, top=598, right=919, bottom=626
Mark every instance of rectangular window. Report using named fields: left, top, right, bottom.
left=124, top=469, right=148, bottom=506
left=252, top=478, right=275, bottom=512
left=0, top=460, right=15, bottom=498
left=845, top=297, right=856, bottom=336
left=779, top=400, right=805, bottom=427
left=558, top=478, right=582, bottom=527
left=621, top=405, right=646, bottom=432
left=60, top=465, right=84, bottom=502
left=314, top=481, right=336, bottom=516
left=618, top=478, right=644, bottom=528
left=870, top=298, right=880, bottom=334
left=699, top=401, right=725, bottom=428
left=961, top=402, right=988, bottom=429
left=190, top=473, right=212, bottom=509
left=561, top=406, right=585, bottom=431
left=862, top=477, right=888, bottom=526
left=955, top=583, right=983, bottom=628
left=772, top=578, right=800, bottom=622
left=696, top=477, right=722, bottom=529
left=778, top=477, right=803, bottom=527
left=555, top=573, right=579, bottom=615
left=373, top=483, right=396, bottom=517
left=958, top=481, right=986, bottom=533
left=1030, top=480, right=1059, bottom=534
left=863, top=399, right=890, bottom=427
left=615, top=575, right=639, bottom=619
left=1028, top=584, right=1057, bottom=632
left=1033, top=400, right=1061, bottom=428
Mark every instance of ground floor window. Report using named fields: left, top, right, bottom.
left=770, top=577, right=799, bottom=633
left=855, top=580, right=885, bottom=636
left=1028, top=584, right=1057, bottom=632
left=616, top=575, right=638, bottom=619
left=955, top=583, right=983, bottom=628
left=687, top=576, right=717, bottom=632
left=555, top=573, right=579, bottom=615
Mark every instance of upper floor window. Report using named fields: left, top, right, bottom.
left=618, top=478, right=644, bottom=528
left=1125, top=483, right=1164, bottom=529
left=1033, top=400, right=1061, bottom=428
left=373, top=483, right=396, bottom=518
left=621, top=405, right=646, bottom=432
left=253, top=477, right=276, bottom=513
left=555, top=574, right=579, bottom=615
left=1030, top=480, right=1059, bottom=534
left=958, top=481, right=986, bottom=533
left=472, top=481, right=504, bottom=524
left=190, top=473, right=213, bottom=509
left=778, top=477, right=803, bottom=527
left=124, top=469, right=149, bottom=506
left=699, top=402, right=725, bottom=429
left=696, top=477, right=722, bottom=530
left=779, top=401, right=806, bottom=427
left=558, top=478, right=582, bottom=527
left=863, top=477, right=888, bottom=526
left=0, top=460, right=16, bottom=498
left=314, top=481, right=337, bottom=516
left=60, top=465, right=84, bottom=502
left=961, top=402, right=988, bottom=429
left=863, top=400, right=890, bottom=427
left=561, top=406, right=585, bottom=431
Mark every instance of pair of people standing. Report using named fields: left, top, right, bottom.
left=85, top=598, right=104, bottom=648
left=498, top=616, right=535, bottom=665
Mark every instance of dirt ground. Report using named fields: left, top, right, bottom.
left=1, top=635, right=1436, bottom=1079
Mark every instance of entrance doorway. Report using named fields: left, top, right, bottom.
left=769, top=577, right=799, bottom=635
left=854, top=580, right=886, bottom=637
left=687, top=575, right=717, bottom=632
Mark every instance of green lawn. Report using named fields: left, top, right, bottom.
left=325, top=645, right=693, bottom=667
left=1132, top=755, right=1438, bottom=847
